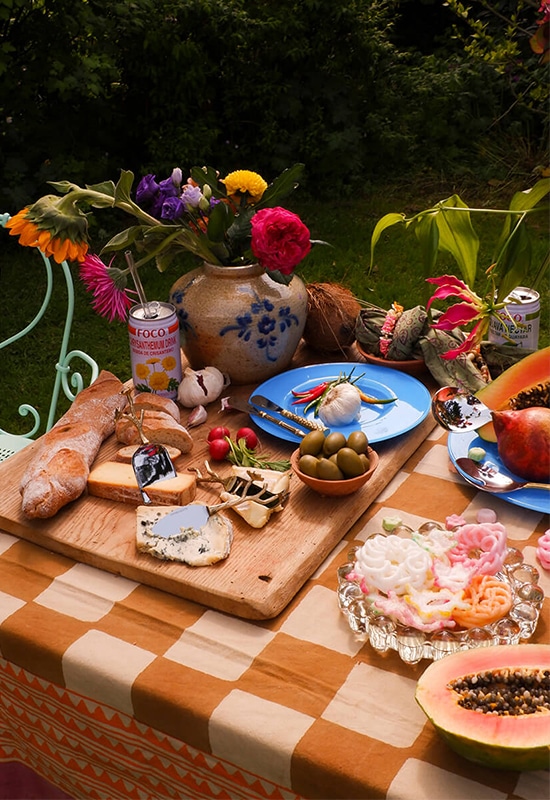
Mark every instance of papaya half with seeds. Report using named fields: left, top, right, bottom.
left=415, top=644, right=550, bottom=771
left=475, top=346, right=550, bottom=442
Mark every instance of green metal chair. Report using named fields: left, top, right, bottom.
left=0, top=213, right=99, bottom=461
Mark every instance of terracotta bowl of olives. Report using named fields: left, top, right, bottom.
left=290, top=429, right=379, bottom=497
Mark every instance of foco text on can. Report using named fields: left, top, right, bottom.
left=488, top=287, right=540, bottom=350
left=129, top=302, right=182, bottom=399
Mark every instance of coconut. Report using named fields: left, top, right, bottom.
left=303, top=282, right=361, bottom=353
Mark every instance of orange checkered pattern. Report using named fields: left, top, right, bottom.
left=0, top=426, right=548, bottom=800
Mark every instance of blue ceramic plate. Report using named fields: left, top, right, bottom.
left=250, top=362, right=431, bottom=444
left=448, top=430, right=550, bottom=514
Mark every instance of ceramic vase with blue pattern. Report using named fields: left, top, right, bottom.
left=169, top=262, right=307, bottom=384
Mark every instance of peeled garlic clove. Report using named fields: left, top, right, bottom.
left=187, top=405, right=208, bottom=428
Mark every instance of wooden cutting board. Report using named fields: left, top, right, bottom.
left=0, top=348, right=437, bottom=619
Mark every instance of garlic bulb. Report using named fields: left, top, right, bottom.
left=318, top=383, right=362, bottom=426
left=177, top=366, right=228, bottom=407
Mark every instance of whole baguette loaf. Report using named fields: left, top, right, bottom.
left=115, top=410, right=193, bottom=453
left=20, top=371, right=127, bottom=519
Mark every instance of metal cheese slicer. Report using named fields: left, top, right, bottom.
left=118, top=389, right=177, bottom=504
left=151, top=466, right=288, bottom=537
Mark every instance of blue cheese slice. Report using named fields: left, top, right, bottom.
left=136, top=505, right=233, bottom=566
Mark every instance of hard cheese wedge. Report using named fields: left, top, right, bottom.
left=87, top=461, right=196, bottom=505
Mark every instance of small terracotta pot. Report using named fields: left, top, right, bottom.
left=290, top=446, right=379, bottom=497
left=355, top=341, right=427, bottom=377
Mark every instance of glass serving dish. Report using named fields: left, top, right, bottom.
left=337, top=523, right=544, bottom=664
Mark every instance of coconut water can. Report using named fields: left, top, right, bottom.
left=488, top=287, right=541, bottom=349
left=128, top=302, right=182, bottom=398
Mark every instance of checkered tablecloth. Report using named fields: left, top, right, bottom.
left=0, top=425, right=548, bottom=800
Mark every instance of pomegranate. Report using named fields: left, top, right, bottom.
left=492, top=407, right=550, bottom=483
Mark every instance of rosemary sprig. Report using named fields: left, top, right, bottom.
left=226, top=437, right=291, bottom=472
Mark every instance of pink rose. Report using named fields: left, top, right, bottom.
left=251, top=207, right=311, bottom=275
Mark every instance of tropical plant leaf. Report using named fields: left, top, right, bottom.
left=509, top=177, right=550, bottom=211
left=434, top=196, right=479, bottom=287
left=413, top=213, right=440, bottom=278
left=494, top=225, right=532, bottom=302
left=369, top=213, right=405, bottom=271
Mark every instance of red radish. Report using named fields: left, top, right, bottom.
left=207, top=426, right=231, bottom=442
left=208, top=438, right=230, bottom=461
left=236, top=427, right=258, bottom=449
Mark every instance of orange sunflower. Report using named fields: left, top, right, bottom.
left=6, top=198, right=89, bottom=264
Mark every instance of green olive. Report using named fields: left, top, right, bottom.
left=299, top=429, right=326, bottom=457
left=322, top=431, right=347, bottom=456
left=346, top=429, right=369, bottom=455
left=298, top=454, right=320, bottom=477
left=359, top=453, right=371, bottom=472
left=316, top=458, right=345, bottom=481
left=336, top=447, right=366, bottom=477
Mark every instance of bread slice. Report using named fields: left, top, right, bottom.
left=87, top=461, right=196, bottom=505
left=136, top=505, right=233, bottom=566
left=115, top=444, right=182, bottom=464
left=115, top=411, right=193, bottom=453
left=132, top=393, right=181, bottom=422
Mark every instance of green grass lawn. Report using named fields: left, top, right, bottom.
left=1, top=179, right=548, bottom=436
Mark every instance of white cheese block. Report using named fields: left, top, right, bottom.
left=136, top=505, right=233, bottom=566
left=87, top=461, right=196, bottom=505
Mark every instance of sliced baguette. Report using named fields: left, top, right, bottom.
left=136, top=505, right=233, bottom=566
left=115, top=444, right=182, bottom=464
left=87, top=461, right=196, bottom=505
left=115, top=411, right=193, bottom=453
left=132, top=393, right=181, bottom=422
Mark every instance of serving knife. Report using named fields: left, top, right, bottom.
left=250, top=394, right=327, bottom=431
left=225, top=396, right=306, bottom=438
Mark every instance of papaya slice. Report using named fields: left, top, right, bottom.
left=476, top=346, right=550, bottom=441
left=415, top=644, right=550, bottom=771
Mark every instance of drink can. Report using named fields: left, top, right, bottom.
left=488, top=287, right=540, bottom=349
left=128, top=302, right=182, bottom=399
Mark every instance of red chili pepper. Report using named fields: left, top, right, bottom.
left=291, top=381, right=329, bottom=405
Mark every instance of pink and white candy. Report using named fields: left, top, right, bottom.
left=536, top=530, right=550, bottom=571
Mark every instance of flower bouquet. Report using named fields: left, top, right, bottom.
left=6, top=164, right=317, bottom=323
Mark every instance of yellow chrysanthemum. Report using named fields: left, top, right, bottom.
left=149, top=371, right=170, bottom=391
left=135, top=363, right=150, bottom=380
left=162, top=356, right=177, bottom=371
left=222, top=170, right=268, bottom=203
left=6, top=204, right=89, bottom=264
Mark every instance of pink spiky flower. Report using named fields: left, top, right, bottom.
left=80, top=253, right=136, bottom=323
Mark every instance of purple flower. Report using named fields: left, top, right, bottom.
left=136, top=174, right=160, bottom=206
left=181, top=184, right=203, bottom=209
left=136, top=173, right=182, bottom=219
left=161, top=196, right=185, bottom=221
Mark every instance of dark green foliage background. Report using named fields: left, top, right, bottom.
left=0, top=0, right=547, bottom=207
left=1, top=0, right=548, bottom=435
